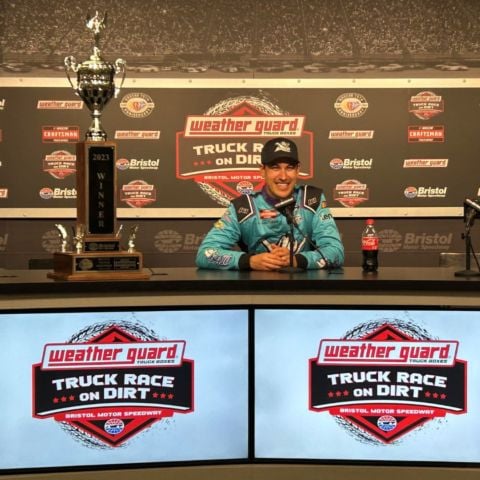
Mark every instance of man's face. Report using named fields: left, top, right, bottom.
left=260, top=161, right=299, bottom=199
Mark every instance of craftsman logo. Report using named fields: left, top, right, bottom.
left=177, top=95, right=314, bottom=207
left=408, top=126, right=444, bottom=142
left=334, top=93, right=368, bottom=118
left=408, top=91, right=443, bottom=120
left=33, top=322, right=194, bottom=447
left=309, top=321, right=467, bottom=444
left=42, top=126, right=80, bottom=143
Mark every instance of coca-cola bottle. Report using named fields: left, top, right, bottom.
left=361, top=219, right=379, bottom=272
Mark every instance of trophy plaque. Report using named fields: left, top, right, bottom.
left=48, top=12, right=149, bottom=281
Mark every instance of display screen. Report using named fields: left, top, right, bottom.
left=0, top=308, right=249, bottom=471
left=255, top=308, right=477, bottom=464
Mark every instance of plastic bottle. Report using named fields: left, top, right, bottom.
left=361, top=219, right=379, bottom=272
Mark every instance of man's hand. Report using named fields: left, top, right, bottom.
left=249, top=244, right=295, bottom=271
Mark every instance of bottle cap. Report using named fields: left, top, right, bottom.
left=366, top=218, right=374, bottom=225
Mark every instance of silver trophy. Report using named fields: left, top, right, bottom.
left=64, top=12, right=126, bottom=141
left=54, top=224, right=69, bottom=253
left=127, top=225, right=139, bottom=253
left=73, top=224, right=86, bottom=254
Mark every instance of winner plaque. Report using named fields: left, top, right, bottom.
left=49, top=12, right=149, bottom=281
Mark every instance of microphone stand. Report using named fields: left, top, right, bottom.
left=455, top=208, right=480, bottom=277
left=278, top=206, right=304, bottom=273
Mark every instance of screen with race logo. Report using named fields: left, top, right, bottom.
left=255, top=308, right=478, bottom=464
left=0, top=308, right=249, bottom=471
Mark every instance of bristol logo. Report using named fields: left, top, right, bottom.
left=32, top=321, right=194, bottom=447
left=309, top=320, right=466, bottom=444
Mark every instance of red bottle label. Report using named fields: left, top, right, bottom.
left=362, top=236, right=379, bottom=250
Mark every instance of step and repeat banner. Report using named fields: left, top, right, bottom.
left=1, top=81, right=479, bottom=217
left=1, top=79, right=479, bottom=269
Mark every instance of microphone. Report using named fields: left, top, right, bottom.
left=464, top=198, right=480, bottom=227
left=274, top=197, right=295, bottom=210
left=272, top=195, right=334, bottom=272
left=465, top=198, right=480, bottom=212
left=274, top=197, right=295, bottom=225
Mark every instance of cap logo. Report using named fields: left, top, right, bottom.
left=274, top=141, right=292, bottom=153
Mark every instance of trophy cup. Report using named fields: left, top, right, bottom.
left=48, top=12, right=149, bottom=281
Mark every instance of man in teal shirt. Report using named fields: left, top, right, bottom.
left=196, top=137, right=344, bottom=271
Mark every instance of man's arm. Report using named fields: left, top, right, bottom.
left=195, top=204, right=251, bottom=270
left=295, top=193, right=345, bottom=269
left=196, top=203, right=292, bottom=271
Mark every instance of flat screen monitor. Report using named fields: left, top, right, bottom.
left=255, top=307, right=477, bottom=464
left=0, top=307, right=249, bottom=472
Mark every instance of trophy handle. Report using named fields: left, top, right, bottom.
left=64, top=56, right=79, bottom=91
left=114, top=58, right=127, bottom=98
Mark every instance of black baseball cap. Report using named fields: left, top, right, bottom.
left=261, top=137, right=299, bottom=166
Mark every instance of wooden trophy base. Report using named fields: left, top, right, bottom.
left=47, top=251, right=150, bottom=281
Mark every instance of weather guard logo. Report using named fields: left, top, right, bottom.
left=309, top=320, right=466, bottom=444
left=176, top=95, right=314, bottom=207
left=403, top=159, right=448, bottom=168
left=37, top=100, right=83, bottom=110
left=115, top=130, right=160, bottom=140
left=32, top=322, right=194, bottom=447
left=329, top=130, right=374, bottom=139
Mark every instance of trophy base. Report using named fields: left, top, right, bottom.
left=47, top=251, right=150, bottom=281
left=84, top=235, right=121, bottom=252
